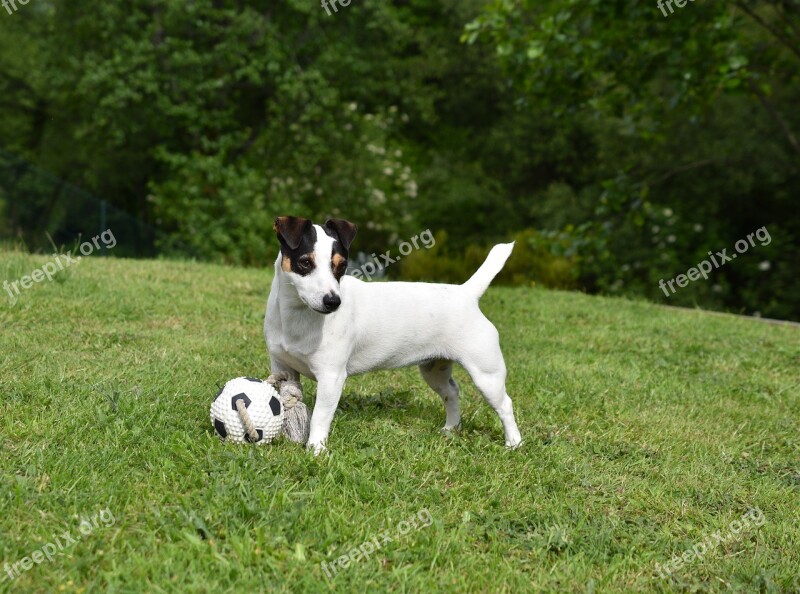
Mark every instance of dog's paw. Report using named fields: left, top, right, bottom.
left=441, top=422, right=461, bottom=433
left=307, top=441, right=329, bottom=457
left=505, top=437, right=523, bottom=450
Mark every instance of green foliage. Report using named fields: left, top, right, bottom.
left=1, top=0, right=799, bottom=318
left=398, top=228, right=579, bottom=290
left=398, top=231, right=485, bottom=284
left=462, top=0, right=800, bottom=319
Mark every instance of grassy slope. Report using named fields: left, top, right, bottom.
left=0, top=252, right=798, bottom=594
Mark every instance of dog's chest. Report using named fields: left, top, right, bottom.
left=265, top=304, right=320, bottom=379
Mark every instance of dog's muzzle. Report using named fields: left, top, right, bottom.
left=321, top=293, right=341, bottom=314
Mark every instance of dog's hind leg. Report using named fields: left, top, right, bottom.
left=459, top=323, right=522, bottom=448
left=419, top=360, right=461, bottom=431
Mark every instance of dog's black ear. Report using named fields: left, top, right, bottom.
left=324, top=219, right=357, bottom=250
left=274, top=216, right=312, bottom=250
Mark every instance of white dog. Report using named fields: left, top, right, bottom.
left=264, top=216, right=522, bottom=454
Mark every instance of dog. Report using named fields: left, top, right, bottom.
left=264, top=216, right=522, bottom=454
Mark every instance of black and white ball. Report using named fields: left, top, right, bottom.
left=210, top=377, right=283, bottom=444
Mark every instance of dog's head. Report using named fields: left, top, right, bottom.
left=273, top=216, right=357, bottom=314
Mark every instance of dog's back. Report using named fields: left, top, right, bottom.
left=339, top=243, right=515, bottom=374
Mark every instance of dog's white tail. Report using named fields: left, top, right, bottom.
left=462, top=242, right=515, bottom=299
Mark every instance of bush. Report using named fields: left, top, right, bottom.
left=397, top=229, right=579, bottom=290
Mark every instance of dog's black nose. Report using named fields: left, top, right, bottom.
left=322, top=293, right=341, bottom=312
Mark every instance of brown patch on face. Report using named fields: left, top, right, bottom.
left=331, top=253, right=347, bottom=280
left=281, top=256, right=292, bottom=273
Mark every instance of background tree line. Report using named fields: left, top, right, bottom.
left=1, top=0, right=798, bottom=320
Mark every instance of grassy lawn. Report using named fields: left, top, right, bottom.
left=1, top=251, right=798, bottom=593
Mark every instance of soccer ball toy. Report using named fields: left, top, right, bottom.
left=210, top=374, right=309, bottom=444
left=210, top=377, right=283, bottom=444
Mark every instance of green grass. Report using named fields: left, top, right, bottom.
left=1, top=252, right=798, bottom=593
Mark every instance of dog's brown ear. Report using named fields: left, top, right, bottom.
left=274, top=216, right=312, bottom=250
left=324, top=219, right=357, bottom=250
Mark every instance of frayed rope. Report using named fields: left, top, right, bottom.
left=266, top=372, right=310, bottom=444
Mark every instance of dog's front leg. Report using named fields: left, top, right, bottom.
left=307, top=372, right=347, bottom=455
left=269, top=357, right=300, bottom=382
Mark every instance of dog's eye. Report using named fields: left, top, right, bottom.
left=298, top=256, right=312, bottom=270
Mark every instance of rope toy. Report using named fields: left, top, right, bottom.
left=266, top=372, right=310, bottom=444
left=234, top=397, right=261, bottom=443
left=230, top=373, right=309, bottom=444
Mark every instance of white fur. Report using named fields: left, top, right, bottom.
left=264, top=228, right=522, bottom=454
